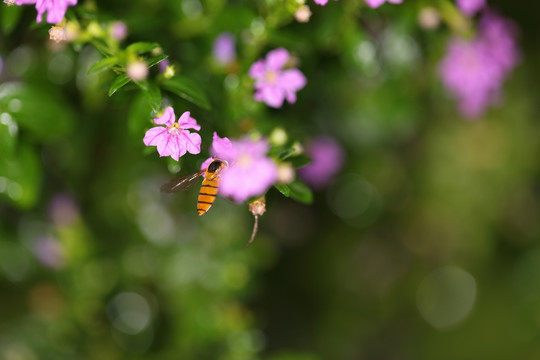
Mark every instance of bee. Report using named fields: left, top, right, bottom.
left=160, top=159, right=228, bottom=215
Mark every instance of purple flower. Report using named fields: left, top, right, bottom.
left=32, top=237, right=64, bottom=269
left=456, top=0, right=485, bottom=17
left=213, top=32, right=236, bottom=66
left=439, top=11, right=519, bottom=118
left=158, top=58, right=170, bottom=73
left=249, top=48, right=306, bottom=108
left=110, top=21, right=128, bottom=41
left=143, top=107, right=202, bottom=161
left=313, top=0, right=336, bottom=5
left=48, top=193, right=78, bottom=227
left=14, top=0, right=77, bottom=24
left=364, top=0, right=403, bottom=9
left=202, top=133, right=278, bottom=203
left=298, top=137, right=345, bottom=189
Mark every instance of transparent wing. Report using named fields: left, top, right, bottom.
left=160, top=170, right=205, bottom=193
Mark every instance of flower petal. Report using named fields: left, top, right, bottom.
left=266, top=48, right=290, bottom=70
left=154, top=106, right=175, bottom=125
left=280, top=69, right=307, bottom=91
left=45, top=1, right=68, bottom=24
left=248, top=60, right=266, bottom=79
left=156, top=133, right=177, bottom=159
left=143, top=126, right=167, bottom=146
left=182, top=131, right=202, bottom=155
left=364, top=0, right=386, bottom=8
left=210, top=132, right=236, bottom=161
left=173, top=135, right=187, bottom=161
left=258, top=85, right=285, bottom=108
left=177, top=111, right=201, bottom=130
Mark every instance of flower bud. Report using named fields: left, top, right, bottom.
left=249, top=197, right=266, bottom=216
left=418, top=7, right=440, bottom=30
left=49, top=25, right=67, bottom=43
left=295, top=5, right=312, bottom=23
left=126, top=60, right=148, bottom=81
left=269, top=127, right=288, bottom=146
left=277, top=163, right=295, bottom=184
left=110, top=21, right=128, bottom=41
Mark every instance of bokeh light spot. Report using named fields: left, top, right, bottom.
left=107, top=292, right=152, bottom=335
left=417, top=266, right=477, bottom=329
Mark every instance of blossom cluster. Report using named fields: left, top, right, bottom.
left=11, top=0, right=77, bottom=24
left=314, top=0, right=402, bottom=8
left=439, top=11, right=519, bottom=118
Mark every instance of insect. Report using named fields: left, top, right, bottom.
left=160, top=159, right=228, bottom=215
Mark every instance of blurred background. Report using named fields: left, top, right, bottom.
left=1, top=0, right=540, bottom=359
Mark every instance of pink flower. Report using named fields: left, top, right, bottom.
left=143, top=107, right=202, bottom=161
left=299, top=137, right=345, bottom=189
left=213, top=32, right=236, bottom=66
left=439, top=11, right=519, bottom=118
left=313, top=0, right=336, bottom=5
left=32, top=236, right=64, bottom=269
left=364, top=0, right=403, bottom=8
left=249, top=48, right=306, bottom=108
left=456, top=0, right=485, bottom=17
left=202, top=133, right=278, bottom=203
left=14, top=0, right=77, bottom=24
left=110, top=21, right=128, bottom=41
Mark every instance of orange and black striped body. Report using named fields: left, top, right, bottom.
left=197, top=159, right=227, bottom=215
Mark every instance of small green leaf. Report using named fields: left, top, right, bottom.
left=87, top=57, right=119, bottom=75
left=90, top=39, right=113, bottom=57
left=135, top=79, right=149, bottom=91
left=161, top=76, right=211, bottom=110
left=289, top=180, right=313, bottom=204
left=108, top=74, right=131, bottom=96
left=126, top=42, right=159, bottom=54
left=147, top=54, right=169, bottom=68
left=136, top=81, right=161, bottom=112
left=277, top=147, right=295, bottom=160
left=274, top=184, right=291, bottom=197
left=2, top=3, right=23, bottom=35
left=289, top=155, right=311, bottom=168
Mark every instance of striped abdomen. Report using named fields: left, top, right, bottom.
left=197, top=177, right=220, bottom=215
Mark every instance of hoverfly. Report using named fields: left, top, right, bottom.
left=161, top=159, right=228, bottom=215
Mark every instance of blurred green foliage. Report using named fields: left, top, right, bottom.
left=1, top=0, right=540, bottom=359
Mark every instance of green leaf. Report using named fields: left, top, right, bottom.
left=274, top=184, right=291, bottom=197
left=90, top=39, right=113, bottom=57
left=126, top=42, right=159, bottom=54
left=288, top=155, right=311, bottom=169
left=147, top=54, right=169, bottom=68
left=0, top=83, right=75, bottom=141
left=108, top=74, right=131, bottom=96
left=289, top=180, right=313, bottom=204
left=128, top=93, right=153, bottom=139
left=0, top=144, right=41, bottom=209
left=277, top=147, right=296, bottom=160
left=0, top=114, right=17, bottom=157
left=161, top=76, right=211, bottom=110
left=136, top=81, right=162, bottom=112
left=1, top=3, right=23, bottom=35
left=87, top=57, right=119, bottom=75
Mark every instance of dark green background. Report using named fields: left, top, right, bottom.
left=1, top=0, right=540, bottom=359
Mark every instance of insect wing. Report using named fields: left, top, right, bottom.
left=160, top=170, right=205, bottom=193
